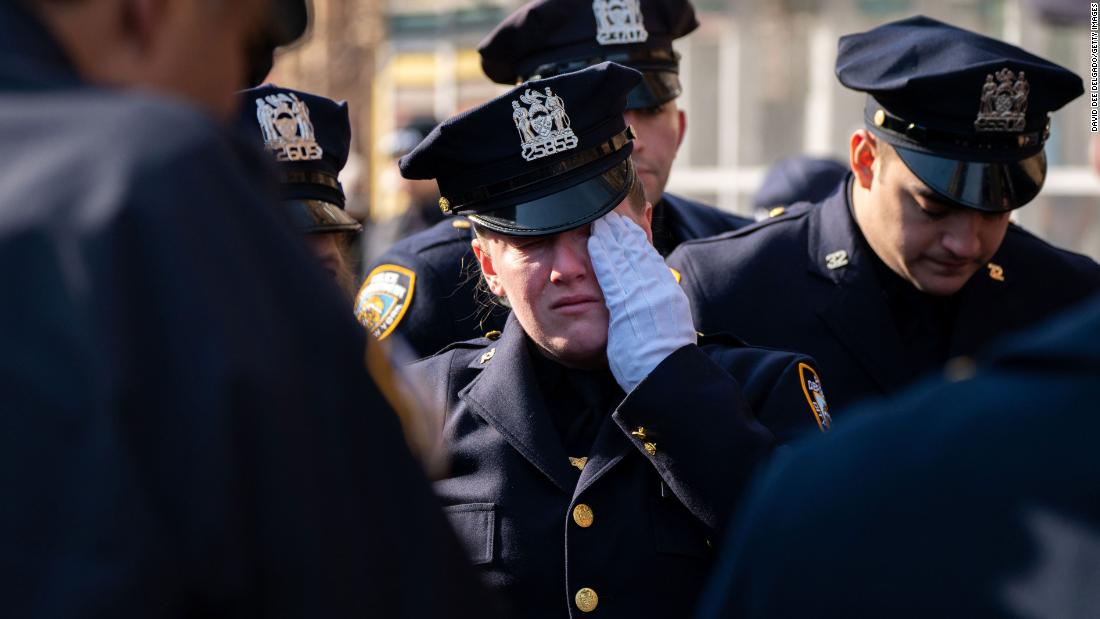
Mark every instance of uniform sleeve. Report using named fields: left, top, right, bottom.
left=358, top=249, right=452, bottom=358
left=610, top=344, right=775, bottom=533
left=704, top=344, right=832, bottom=443
left=666, top=245, right=717, bottom=334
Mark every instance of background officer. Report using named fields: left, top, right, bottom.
left=0, top=0, right=492, bottom=616
left=751, top=155, right=848, bottom=220
left=357, top=0, right=752, bottom=359
left=238, top=84, right=363, bottom=298
left=402, top=62, right=827, bottom=618
left=696, top=292, right=1100, bottom=618
left=668, top=15, right=1100, bottom=413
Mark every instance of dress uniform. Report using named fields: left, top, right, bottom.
left=402, top=63, right=828, bottom=618
left=0, top=3, right=492, bottom=617
left=357, top=0, right=750, bottom=358
left=667, top=16, right=1100, bottom=413
left=697, top=293, right=1100, bottom=618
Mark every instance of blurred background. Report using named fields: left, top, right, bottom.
left=267, top=0, right=1100, bottom=261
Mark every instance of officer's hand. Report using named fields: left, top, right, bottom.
left=588, top=211, right=697, bottom=393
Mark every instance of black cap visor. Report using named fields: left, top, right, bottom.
left=283, top=199, right=362, bottom=234
left=469, top=159, right=635, bottom=236
left=626, top=71, right=682, bottom=109
left=894, top=146, right=1047, bottom=213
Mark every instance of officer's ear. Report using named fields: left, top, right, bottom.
left=675, top=109, right=687, bottom=149
left=850, top=129, right=878, bottom=190
left=471, top=237, right=506, bottom=298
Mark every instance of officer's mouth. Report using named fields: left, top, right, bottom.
left=550, top=295, right=603, bottom=314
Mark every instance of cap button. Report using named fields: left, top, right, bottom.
left=575, top=588, right=599, bottom=613
left=438, top=197, right=451, bottom=214
left=873, top=109, right=886, bottom=127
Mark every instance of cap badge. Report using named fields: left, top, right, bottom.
left=974, top=68, right=1029, bottom=133
left=593, top=0, right=649, bottom=45
left=512, top=88, right=578, bottom=162
left=255, top=92, right=323, bottom=162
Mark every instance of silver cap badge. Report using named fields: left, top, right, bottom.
left=255, top=93, right=323, bottom=161
left=512, top=88, right=579, bottom=162
left=974, top=68, right=1029, bottom=133
left=593, top=0, right=648, bottom=46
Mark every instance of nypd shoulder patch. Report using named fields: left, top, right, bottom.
left=355, top=265, right=416, bottom=340
left=797, top=362, right=832, bottom=432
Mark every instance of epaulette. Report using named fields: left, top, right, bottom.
left=696, top=331, right=750, bottom=348
left=417, top=329, right=502, bottom=361
left=680, top=201, right=814, bottom=248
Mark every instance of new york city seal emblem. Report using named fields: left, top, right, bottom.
left=512, top=87, right=579, bottom=162
left=593, top=0, right=648, bottom=45
left=255, top=92, right=324, bottom=161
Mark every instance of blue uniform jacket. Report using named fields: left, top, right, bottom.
left=668, top=177, right=1100, bottom=412
left=360, top=193, right=751, bottom=358
left=408, top=313, right=828, bottom=618
left=697, top=293, right=1100, bottom=618
left=0, top=4, right=492, bottom=616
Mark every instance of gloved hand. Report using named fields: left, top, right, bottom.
left=588, top=211, right=697, bottom=392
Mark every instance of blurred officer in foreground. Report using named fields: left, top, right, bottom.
left=0, top=1, right=492, bottom=616
left=697, top=292, right=1100, bottom=618
left=238, top=84, right=363, bottom=298
left=751, top=155, right=848, bottom=220
left=668, top=16, right=1100, bottom=413
left=357, top=0, right=751, bottom=358
left=403, top=62, right=828, bottom=618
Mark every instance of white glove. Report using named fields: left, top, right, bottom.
left=588, top=211, right=697, bottom=392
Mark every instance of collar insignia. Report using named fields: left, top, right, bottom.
left=593, top=0, right=649, bottom=45
left=512, top=88, right=578, bottom=162
left=255, top=92, right=323, bottom=161
left=987, top=262, right=1006, bottom=282
left=975, top=68, right=1029, bottom=133
left=825, top=250, right=849, bottom=270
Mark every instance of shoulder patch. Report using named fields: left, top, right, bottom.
left=797, top=362, right=832, bottom=432
left=355, top=264, right=416, bottom=340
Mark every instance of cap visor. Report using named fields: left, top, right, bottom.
left=894, top=147, right=1047, bottom=212
left=469, top=160, right=634, bottom=236
left=283, top=199, right=362, bottom=233
left=626, top=71, right=682, bottom=109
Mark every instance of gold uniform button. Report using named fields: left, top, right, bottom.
left=573, top=503, right=594, bottom=528
left=451, top=219, right=471, bottom=230
left=484, top=330, right=502, bottom=340
left=768, top=206, right=786, bottom=218
left=575, top=587, right=599, bottom=613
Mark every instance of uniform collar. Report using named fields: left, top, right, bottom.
left=805, top=175, right=878, bottom=288
left=0, top=2, right=80, bottom=88
left=460, top=313, right=578, bottom=492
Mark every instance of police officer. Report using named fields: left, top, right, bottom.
left=357, top=0, right=751, bottom=358
left=0, top=1, right=492, bottom=616
left=751, top=155, right=848, bottom=220
left=402, top=62, right=828, bottom=618
left=697, top=293, right=1100, bottom=618
left=238, top=84, right=363, bottom=298
left=668, top=16, right=1100, bottom=413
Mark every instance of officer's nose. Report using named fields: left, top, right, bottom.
left=548, top=228, right=591, bottom=284
left=940, top=211, right=985, bottom=260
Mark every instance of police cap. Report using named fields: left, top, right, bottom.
left=837, top=15, right=1083, bottom=212
left=753, top=156, right=849, bottom=209
left=479, top=0, right=697, bottom=109
left=238, top=84, right=361, bottom=234
left=400, top=62, right=641, bottom=236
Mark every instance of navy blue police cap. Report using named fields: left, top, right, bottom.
left=400, top=62, right=641, bottom=236
left=238, top=84, right=361, bottom=234
left=479, top=0, right=697, bottom=110
left=753, top=156, right=849, bottom=209
left=836, top=15, right=1083, bottom=212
